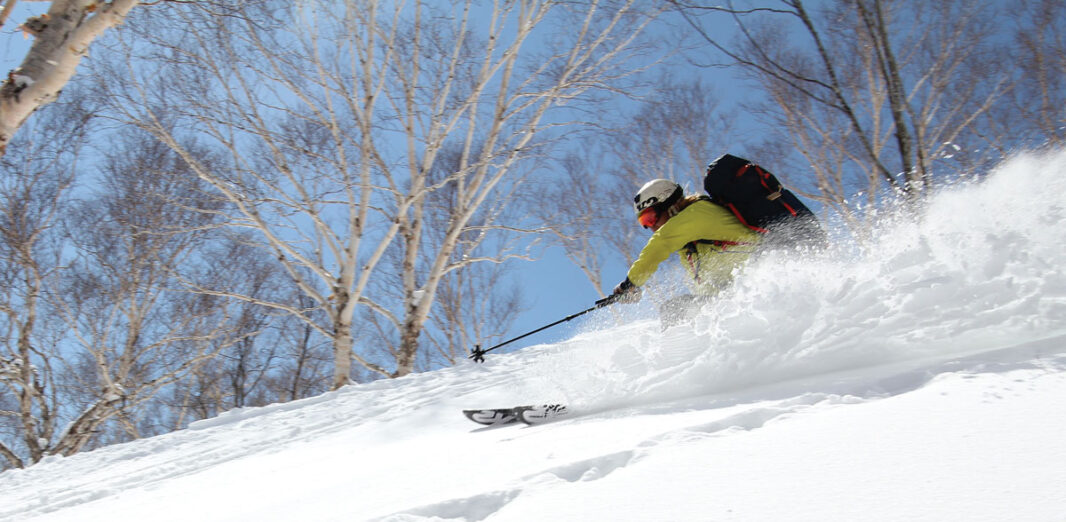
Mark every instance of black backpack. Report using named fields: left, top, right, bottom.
left=704, top=153, right=826, bottom=246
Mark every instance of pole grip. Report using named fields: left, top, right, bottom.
left=595, top=295, right=618, bottom=308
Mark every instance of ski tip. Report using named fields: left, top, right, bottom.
left=516, top=404, right=569, bottom=425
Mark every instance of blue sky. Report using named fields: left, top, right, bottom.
left=1, top=2, right=751, bottom=359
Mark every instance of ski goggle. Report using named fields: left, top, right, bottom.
left=638, top=208, right=658, bottom=229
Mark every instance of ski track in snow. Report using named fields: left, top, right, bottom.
left=375, top=340, right=1066, bottom=521
left=0, top=366, right=524, bottom=520
left=1, top=149, right=1065, bottom=521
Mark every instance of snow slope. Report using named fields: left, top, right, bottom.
left=2, top=149, right=1065, bottom=521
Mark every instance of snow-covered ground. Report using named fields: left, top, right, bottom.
left=2, top=149, right=1065, bottom=521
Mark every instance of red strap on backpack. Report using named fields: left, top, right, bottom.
left=752, top=165, right=799, bottom=217
left=729, top=163, right=799, bottom=232
left=726, top=202, right=769, bottom=234
left=735, top=163, right=799, bottom=221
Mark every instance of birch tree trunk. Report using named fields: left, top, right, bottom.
left=382, top=0, right=660, bottom=377
left=0, top=0, right=139, bottom=156
left=100, top=0, right=659, bottom=384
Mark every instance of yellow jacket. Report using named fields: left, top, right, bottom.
left=627, top=197, right=761, bottom=295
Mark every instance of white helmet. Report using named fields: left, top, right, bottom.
left=633, top=179, right=682, bottom=215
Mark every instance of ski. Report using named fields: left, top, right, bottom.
left=462, top=408, right=520, bottom=426
left=516, top=404, right=569, bottom=425
left=463, top=404, right=568, bottom=427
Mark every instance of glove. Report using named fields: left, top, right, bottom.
left=597, top=278, right=641, bottom=307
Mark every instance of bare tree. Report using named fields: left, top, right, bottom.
left=0, top=94, right=221, bottom=465
left=548, top=77, right=734, bottom=295
left=0, top=0, right=140, bottom=156
left=368, top=143, right=529, bottom=370
left=155, top=288, right=333, bottom=431
left=1003, top=0, right=1066, bottom=148
left=162, top=237, right=287, bottom=426
left=0, top=96, right=83, bottom=469
left=548, top=151, right=616, bottom=297
left=672, top=0, right=1009, bottom=220
left=268, top=295, right=332, bottom=402
left=424, top=260, right=523, bottom=367
left=99, top=0, right=661, bottom=386
left=45, top=131, right=241, bottom=456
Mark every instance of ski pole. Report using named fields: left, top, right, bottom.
left=469, top=300, right=614, bottom=363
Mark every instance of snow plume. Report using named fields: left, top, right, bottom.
left=526, top=148, right=1066, bottom=411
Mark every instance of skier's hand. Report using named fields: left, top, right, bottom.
left=598, top=278, right=641, bottom=308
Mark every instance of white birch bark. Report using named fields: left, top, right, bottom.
left=101, top=0, right=658, bottom=384
left=0, top=0, right=139, bottom=156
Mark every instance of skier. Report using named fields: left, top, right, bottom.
left=603, top=179, right=762, bottom=326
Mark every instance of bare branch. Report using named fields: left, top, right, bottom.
left=1, top=0, right=141, bottom=156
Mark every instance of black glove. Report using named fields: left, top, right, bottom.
left=596, top=278, right=641, bottom=307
